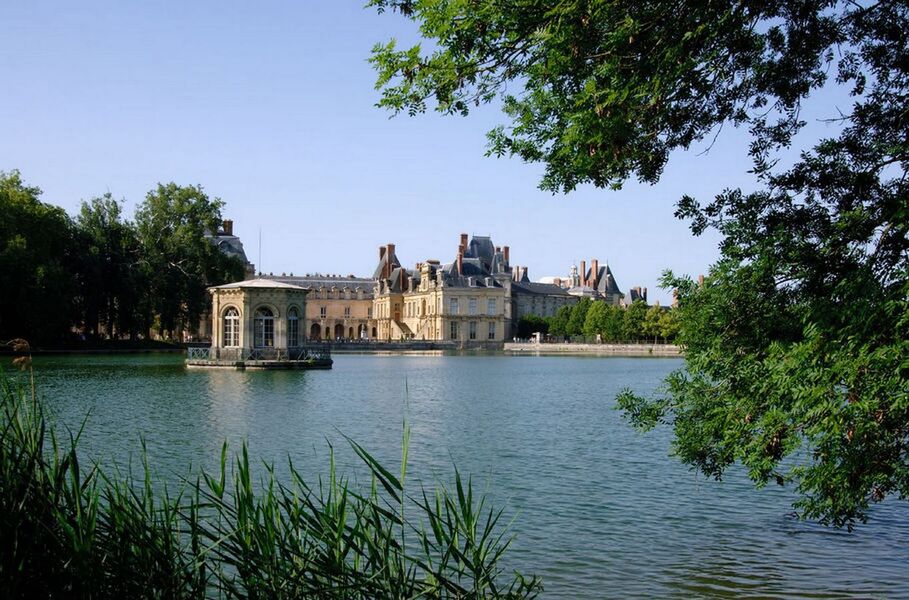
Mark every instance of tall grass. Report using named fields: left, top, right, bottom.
left=0, top=365, right=541, bottom=598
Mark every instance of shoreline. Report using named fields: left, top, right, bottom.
left=7, top=341, right=681, bottom=358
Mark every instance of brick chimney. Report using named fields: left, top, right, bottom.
left=698, top=274, right=705, bottom=287
left=580, top=261, right=586, bottom=286
left=503, top=245, right=510, bottom=265
left=222, top=219, right=233, bottom=236
left=591, top=259, right=599, bottom=288
left=379, top=246, right=386, bottom=261
left=457, top=251, right=463, bottom=275
left=460, top=233, right=468, bottom=252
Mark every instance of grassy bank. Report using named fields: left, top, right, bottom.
left=0, top=338, right=184, bottom=355
left=0, top=364, right=540, bottom=598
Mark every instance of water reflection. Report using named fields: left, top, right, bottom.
left=24, top=353, right=909, bottom=598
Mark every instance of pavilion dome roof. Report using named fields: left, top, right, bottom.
left=209, top=278, right=307, bottom=291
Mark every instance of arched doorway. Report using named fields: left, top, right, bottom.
left=348, top=327, right=354, bottom=339
left=334, top=323, right=344, bottom=339
left=254, top=307, right=274, bottom=348
left=357, top=324, right=367, bottom=339
left=372, top=327, right=377, bottom=338
left=310, top=323, right=321, bottom=340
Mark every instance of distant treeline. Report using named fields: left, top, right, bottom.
left=516, top=297, right=680, bottom=342
left=0, top=170, right=246, bottom=344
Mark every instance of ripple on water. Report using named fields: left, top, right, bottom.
left=23, top=354, right=909, bottom=598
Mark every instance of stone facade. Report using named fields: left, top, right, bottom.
left=372, top=235, right=512, bottom=345
left=208, top=279, right=309, bottom=357
left=266, top=274, right=375, bottom=340
left=511, top=280, right=578, bottom=321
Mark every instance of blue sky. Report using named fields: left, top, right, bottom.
left=1, top=2, right=848, bottom=305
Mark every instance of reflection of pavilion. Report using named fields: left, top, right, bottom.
left=186, top=279, right=332, bottom=370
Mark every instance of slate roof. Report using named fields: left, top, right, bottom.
left=586, top=264, right=623, bottom=296
left=512, top=281, right=573, bottom=296
left=465, top=236, right=496, bottom=271
left=210, top=234, right=250, bottom=264
left=267, top=275, right=374, bottom=292
left=373, top=251, right=402, bottom=280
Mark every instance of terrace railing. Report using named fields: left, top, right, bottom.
left=192, top=346, right=331, bottom=362
left=187, top=347, right=211, bottom=360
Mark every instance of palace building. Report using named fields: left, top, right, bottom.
left=202, top=221, right=641, bottom=345
left=264, top=274, right=375, bottom=340
left=372, top=235, right=512, bottom=344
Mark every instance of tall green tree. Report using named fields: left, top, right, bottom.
left=548, top=305, right=572, bottom=337
left=0, top=171, right=78, bottom=342
left=566, top=296, right=591, bottom=336
left=74, top=194, right=148, bottom=339
left=643, top=304, right=664, bottom=343
left=135, top=183, right=245, bottom=339
left=370, top=1, right=909, bottom=526
left=621, top=300, right=648, bottom=342
left=582, top=300, right=607, bottom=338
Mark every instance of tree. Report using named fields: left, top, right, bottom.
left=135, top=183, right=245, bottom=339
left=658, top=309, right=680, bottom=343
left=0, top=171, right=78, bottom=342
left=621, top=300, right=648, bottom=342
left=516, top=314, right=549, bottom=339
left=74, top=194, right=147, bottom=339
left=547, top=305, right=572, bottom=337
left=370, top=2, right=909, bottom=526
left=566, top=296, right=591, bottom=336
left=582, top=300, right=607, bottom=338
left=643, top=304, right=664, bottom=343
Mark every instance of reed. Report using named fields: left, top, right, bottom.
left=0, top=366, right=541, bottom=598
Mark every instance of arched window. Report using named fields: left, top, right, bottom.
left=223, top=307, right=240, bottom=347
left=287, top=307, right=300, bottom=347
left=254, top=307, right=275, bottom=348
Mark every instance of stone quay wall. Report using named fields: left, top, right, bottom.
left=503, top=342, right=681, bottom=357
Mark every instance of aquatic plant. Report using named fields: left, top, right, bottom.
left=0, top=364, right=540, bottom=598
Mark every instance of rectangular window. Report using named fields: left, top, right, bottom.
left=469, top=321, right=477, bottom=340
left=450, top=321, right=459, bottom=340
left=487, top=298, right=496, bottom=315
left=488, top=322, right=496, bottom=340
left=254, top=319, right=274, bottom=348
left=288, top=320, right=299, bottom=347
left=344, top=306, right=351, bottom=318
left=320, top=306, right=327, bottom=318
left=224, top=317, right=239, bottom=347
left=469, top=297, right=478, bottom=315
left=450, top=297, right=459, bottom=315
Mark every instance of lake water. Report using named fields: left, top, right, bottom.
left=18, top=353, right=909, bottom=598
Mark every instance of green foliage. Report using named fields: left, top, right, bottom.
left=370, top=0, right=849, bottom=193
left=135, top=183, right=245, bottom=338
left=620, top=300, right=647, bottom=342
left=566, top=297, right=591, bottom=336
left=0, top=367, right=541, bottom=598
left=1, top=172, right=246, bottom=343
left=372, top=0, right=909, bottom=526
left=516, top=314, right=548, bottom=338
left=547, top=305, right=572, bottom=337
left=74, top=194, right=150, bottom=339
left=0, top=171, right=78, bottom=342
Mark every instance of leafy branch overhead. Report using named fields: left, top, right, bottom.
left=372, top=1, right=909, bottom=528
left=371, top=0, right=865, bottom=192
